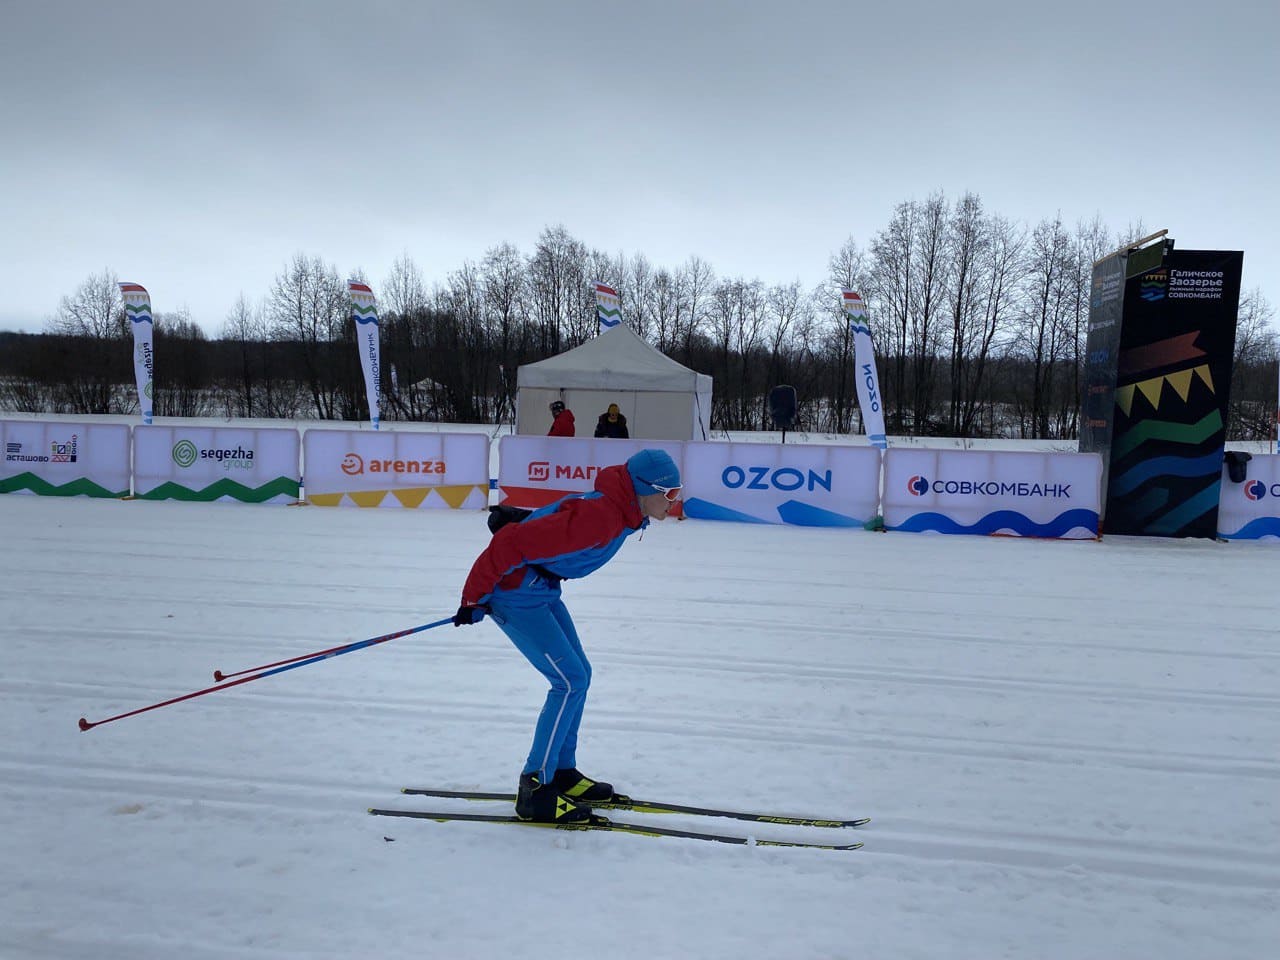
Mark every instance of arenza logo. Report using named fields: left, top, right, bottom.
left=1244, top=480, right=1267, bottom=501
left=907, top=475, right=929, bottom=496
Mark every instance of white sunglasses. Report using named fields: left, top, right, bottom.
left=640, top=478, right=683, bottom=502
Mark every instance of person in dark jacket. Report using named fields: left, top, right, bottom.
left=547, top=400, right=575, bottom=437
left=593, top=402, right=629, bottom=439
left=452, top=449, right=683, bottom=823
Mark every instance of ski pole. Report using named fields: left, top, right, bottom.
left=212, top=619, right=450, bottom=681
left=78, top=617, right=453, bottom=732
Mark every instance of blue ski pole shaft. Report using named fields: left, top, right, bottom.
left=213, top=619, right=451, bottom=681
left=78, top=617, right=453, bottom=732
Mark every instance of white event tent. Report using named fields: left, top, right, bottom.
left=515, top=324, right=713, bottom=441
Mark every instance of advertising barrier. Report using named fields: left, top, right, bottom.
left=1, top=419, right=131, bottom=498
left=883, top=448, right=1103, bottom=538
left=1216, top=454, right=1280, bottom=540
left=497, top=436, right=684, bottom=509
left=682, top=442, right=880, bottom=526
left=134, top=425, right=300, bottom=503
left=303, top=429, right=488, bottom=508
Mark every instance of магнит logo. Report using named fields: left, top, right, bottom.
left=528, top=461, right=550, bottom=482
left=907, top=475, right=929, bottom=496
left=1244, top=479, right=1267, bottom=501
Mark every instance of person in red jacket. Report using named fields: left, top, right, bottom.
left=547, top=400, right=575, bottom=437
left=452, top=449, right=683, bottom=823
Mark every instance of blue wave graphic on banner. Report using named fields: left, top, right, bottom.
left=775, top=500, right=867, bottom=527
left=1109, top=451, right=1224, bottom=496
left=1218, top=517, right=1280, bottom=540
left=1144, top=484, right=1220, bottom=536
left=353, top=314, right=379, bottom=325
left=1126, top=486, right=1171, bottom=523
left=890, top=508, right=1099, bottom=537
left=681, top=499, right=772, bottom=524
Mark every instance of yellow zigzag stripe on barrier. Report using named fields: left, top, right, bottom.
left=1115, top=364, right=1214, bottom=416
left=306, top=485, right=484, bottom=508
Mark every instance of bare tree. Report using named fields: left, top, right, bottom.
left=268, top=253, right=347, bottom=419
left=945, top=193, right=988, bottom=435
left=962, top=215, right=1025, bottom=436
left=1229, top=288, right=1279, bottom=439
left=153, top=309, right=212, bottom=418
left=649, top=268, right=680, bottom=352
left=382, top=252, right=427, bottom=318
left=528, top=225, right=588, bottom=352
left=907, top=192, right=950, bottom=432
left=220, top=294, right=273, bottom=417
left=820, top=239, right=870, bottom=433
left=1019, top=216, right=1074, bottom=437
left=482, top=242, right=529, bottom=423
left=674, top=255, right=714, bottom=360
left=765, top=280, right=807, bottom=388
left=45, top=268, right=128, bottom=414
left=868, top=202, right=916, bottom=432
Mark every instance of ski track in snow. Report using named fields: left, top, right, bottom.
left=3, top=493, right=1279, bottom=959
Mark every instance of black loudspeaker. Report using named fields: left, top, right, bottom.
left=1224, top=451, right=1252, bottom=483
left=768, top=385, right=798, bottom=429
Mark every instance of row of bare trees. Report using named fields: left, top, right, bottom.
left=3, top=192, right=1277, bottom=439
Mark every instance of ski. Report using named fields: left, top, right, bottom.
left=399, top=787, right=869, bottom=829
left=368, top=808, right=863, bottom=850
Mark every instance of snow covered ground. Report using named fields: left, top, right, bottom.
left=3, top=459, right=1279, bottom=958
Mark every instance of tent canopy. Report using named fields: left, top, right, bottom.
left=516, top=324, right=713, bottom=441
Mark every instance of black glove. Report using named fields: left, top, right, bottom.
left=453, top=604, right=487, bottom=627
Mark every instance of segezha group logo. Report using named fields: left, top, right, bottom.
left=171, top=440, right=255, bottom=470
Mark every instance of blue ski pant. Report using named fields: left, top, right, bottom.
left=488, top=588, right=591, bottom=783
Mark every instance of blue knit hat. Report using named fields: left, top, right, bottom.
left=626, top=449, right=680, bottom=496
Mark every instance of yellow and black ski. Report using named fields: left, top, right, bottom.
left=368, top=808, right=863, bottom=850
left=399, top=787, right=870, bottom=829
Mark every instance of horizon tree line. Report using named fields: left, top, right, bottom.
left=2, top=191, right=1277, bottom=441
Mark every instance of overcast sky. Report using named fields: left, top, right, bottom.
left=2, top=0, right=1277, bottom=335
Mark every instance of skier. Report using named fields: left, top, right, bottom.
left=452, top=448, right=683, bottom=823
left=547, top=400, right=575, bottom=437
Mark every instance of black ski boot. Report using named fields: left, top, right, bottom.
left=515, top=773, right=593, bottom=823
left=551, top=767, right=615, bottom=803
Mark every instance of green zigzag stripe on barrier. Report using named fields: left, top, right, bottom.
left=1112, top=409, right=1222, bottom=461
left=0, top=473, right=128, bottom=498
left=136, top=476, right=301, bottom=503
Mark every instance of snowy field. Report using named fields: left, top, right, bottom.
left=2, top=467, right=1279, bottom=958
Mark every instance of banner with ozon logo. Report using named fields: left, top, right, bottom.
left=133, top=425, right=300, bottom=503
left=681, top=442, right=880, bottom=526
left=303, top=429, right=488, bottom=508
left=1217, top=453, right=1280, bottom=539
left=1, top=419, right=130, bottom=498
left=883, top=448, right=1103, bottom=538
